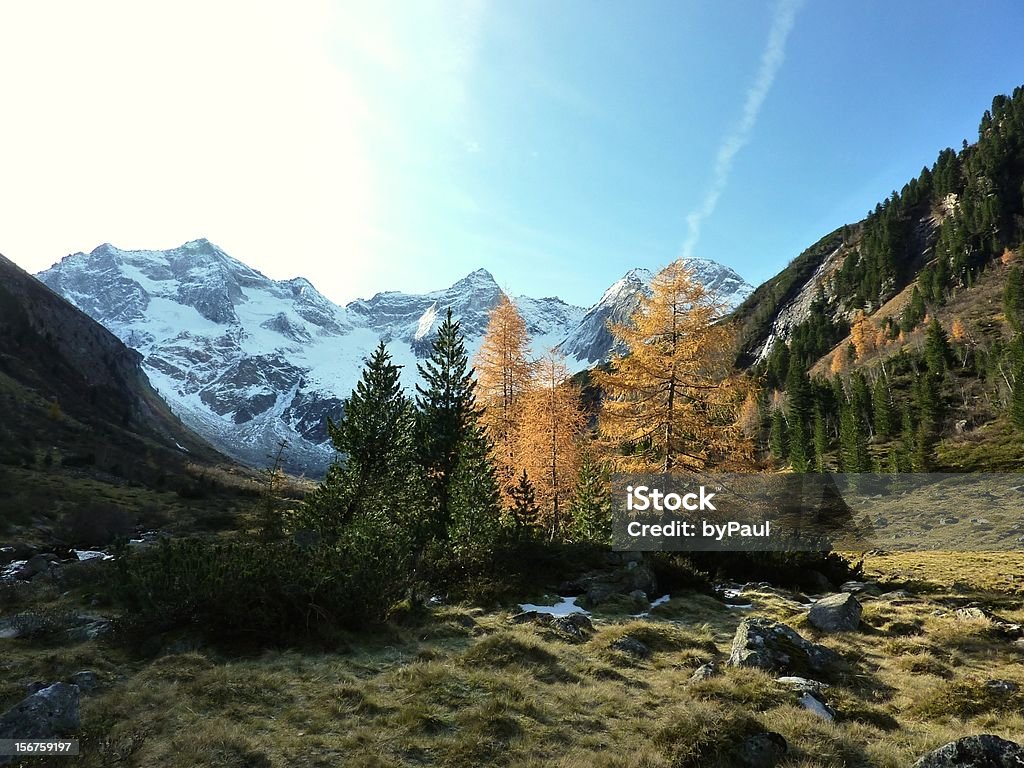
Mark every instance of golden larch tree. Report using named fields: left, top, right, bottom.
left=595, top=260, right=743, bottom=473
left=850, top=311, right=878, bottom=360
left=516, top=353, right=586, bottom=539
left=474, top=294, right=535, bottom=497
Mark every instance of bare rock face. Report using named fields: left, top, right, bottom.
left=808, top=592, right=862, bottom=632
left=912, top=735, right=1024, bottom=768
left=727, top=618, right=839, bottom=676
left=0, top=683, right=80, bottom=764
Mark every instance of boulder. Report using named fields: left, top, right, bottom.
left=15, top=553, right=59, bottom=581
left=808, top=593, right=862, bottom=632
left=985, top=679, right=1019, bottom=695
left=955, top=604, right=1023, bottom=639
left=839, top=580, right=881, bottom=596
left=509, top=611, right=592, bottom=641
left=776, top=676, right=829, bottom=695
left=610, top=636, right=650, bottom=658
left=736, top=732, right=787, bottom=768
left=0, top=683, right=80, bottom=752
left=689, top=662, right=719, bottom=683
left=798, top=692, right=834, bottom=721
left=577, top=562, right=657, bottom=609
left=69, top=671, right=99, bottom=693
left=727, top=618, right=839, bottom=676
left=912, top=735, right=1024, bottom=768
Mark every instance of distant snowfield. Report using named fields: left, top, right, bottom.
left=38, top=240, right=753, bottom=472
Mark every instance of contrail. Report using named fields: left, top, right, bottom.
left=682, top=0, right=803, bottom=258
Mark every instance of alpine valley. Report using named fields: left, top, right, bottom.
left=37, top=243, right=752, bottom=473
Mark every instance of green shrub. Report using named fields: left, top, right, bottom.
left=109, top=509, right=416, bottom=646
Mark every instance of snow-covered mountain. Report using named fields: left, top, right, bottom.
left=557, top=258, right=754, bottom=363
left=37, top=240, right=751, bottom=473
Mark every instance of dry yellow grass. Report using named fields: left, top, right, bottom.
left=2, top=553, right=1024, bottom=766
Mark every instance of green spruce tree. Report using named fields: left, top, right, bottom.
left=1004, top=265, right=1024, bottom=333
left=304, top=342, right=424, bottom=540
left=509, top=469, right=541, bottom=534
left=872, top=374, right=894, bottom=440
left=925, top=317, right=951, bottom=378
left=812, top=403, right=828, bottom=472
left=567, top=454, right=613, bottom=545
left=785, top=357, right=812, bottom=472
left=416, top=308, right=486, bottom=541
left=839, top=403, right=870, bottom=472
left=769, top=407, right=787, bottom=464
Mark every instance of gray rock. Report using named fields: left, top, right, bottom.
left=509, top=611, right=592, bottom=641
left=577, top=563, right=658, bottom=609
left=737, top=731, right=787, bottom=768
left=727, top=618, right=839, bottom=676
left=628, top=589, right=648, bottom=602
left=912, top=735, right=1024, bottom=768
left=955, top=604, right=1024, bottom=639
left=550, top=614, right=593, bottom=640
left=985, top=679, right=1019, bottom=695
left=66, top=616, right=113, bottom=643
left=610, top=636, right=651, bottom=658
left=0, top=683, right=80, bottom=759
left=798, top=692, right=834, bottom=721
left=776, top=676, right=829, bottom=694
left=69, top=671, right=98, bottom=693
left=839, top=580, right=881, bottom=596
left=808, top=593, right=862, bottom=632
left=689, top=662, right=718, bottom=683
left=15, top=553, right=58, bottom=581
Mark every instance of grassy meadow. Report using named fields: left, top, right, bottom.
left=2, top=551, right=1024, bottom=767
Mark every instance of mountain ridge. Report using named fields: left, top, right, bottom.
left=37, top=244, right=752, bottom=473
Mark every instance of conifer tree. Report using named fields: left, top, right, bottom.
left=508, top=469, right=541, bottom=533
left=785, top=356, right=811, bottom=472
left=850, top=372, right=873, bottom=438
left=568, top=453, right=613, bottom=545
left=1005, top=266, right=1024, bottom=333
left=416, top=308, right=486, bottom=541
left=305, top=343, right=423, bottom=539
left=474, top=294, right=535, bottom=497
left=924, top=317, right=951, bottom=378
left=517, top=354, right=586, bottom=540
left=812, top=403, right=828, bottom=472
left=769, top=406, right=787, bottom=463
left=872, top=375, right=894, bottom=439
left=1012, top=356, right=1024, bottom=431
left=446, top=425, right=502, bottom=574
left=839, top=403, right=870, bottom=472
left=596, top=261, right=742, bottom=472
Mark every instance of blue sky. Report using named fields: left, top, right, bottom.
left=2, top=1, right=1023, bottom=307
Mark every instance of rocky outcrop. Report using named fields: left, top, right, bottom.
left=808, top=593, right=862, bottom=632
left=574, top=562, right=658, bottom=611
left=727, top=618, right=839, bottom=676
left=912, top=735, right=1024, bottom=768
left=0, top=683, right=80, bottom=764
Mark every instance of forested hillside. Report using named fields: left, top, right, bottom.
left=739, top=86, right=1024, bottom=472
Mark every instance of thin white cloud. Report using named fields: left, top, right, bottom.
left=682, top=0, right=803, bottom=258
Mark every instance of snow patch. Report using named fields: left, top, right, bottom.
left=518, top=596, right=590, bottom=617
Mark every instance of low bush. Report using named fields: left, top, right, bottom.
left=108, top=510, right=416, bottom=647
